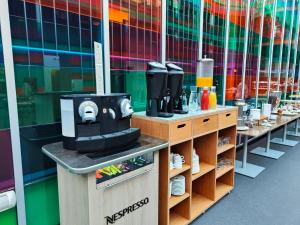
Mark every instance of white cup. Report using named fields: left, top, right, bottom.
left=250, top=109, right=261, bottom=120
left=170, top=161, right=174, bottom=170
left=262, top=104, right=272, bottom=118
left=173, top=154, right=185, bottom=169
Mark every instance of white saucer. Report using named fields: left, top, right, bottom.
left=237, top=126, right=249, bottom=131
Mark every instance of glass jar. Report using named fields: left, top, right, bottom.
left=209, top=86, right=217, bottom=109
left=189, top=86, right=198, bottom=112
left=181, top=87, right=189, bottom=112
left=201, top=87, right=209, bottom=110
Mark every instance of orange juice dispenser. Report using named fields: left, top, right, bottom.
left=196, top=58, right=214, bottom=88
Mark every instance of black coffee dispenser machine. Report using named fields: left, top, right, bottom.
left=60, top=93, right=140, bottom=154
left=166, top=63, right=188, bottom=114
left=146, top=62, right=173, bottom=117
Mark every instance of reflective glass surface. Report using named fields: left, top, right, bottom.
left=0, top=24, right=15, bottom=192
left=8, top=0, right=102, bottom=183
left=166, top=0, right=200, bottom=88
left=203, top=0, right=227, bottom=103
left=110, top=0, right=161, bottom=111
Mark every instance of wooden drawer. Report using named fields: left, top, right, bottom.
left=218, top=110, right=237, bottom=129
left=193, top=115, right=218, bottom=137
left=169, top=120, right=192, bottom=144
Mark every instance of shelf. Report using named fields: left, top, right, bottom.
left=170, top=138, right=192, bottom=146
left=191, top=193, right=214, bottom=220
left=170, top=165, right=190, bottom=179
left=193, top=129, right=218, bottom=139
left=217, top=144, right=235, bottom=155
left=169, top=211, right=189, bottom=225
left=192, top=162, right=215, bottom=181
left=215, top=182, right=233, bottom=201
left=216, top=165, right=234, bottom=179
left=169, top=193, right=190, bottom=209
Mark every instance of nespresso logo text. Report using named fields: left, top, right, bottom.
left=105, top=197, right=149, bottom=224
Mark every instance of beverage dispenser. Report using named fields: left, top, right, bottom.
left=146, top=62, right=173, bottom=118
left=235, top=99, right=249, bottom=131
left=166, top=63, right=188, bottom=114
left=196, top=58, right=214, bottom=88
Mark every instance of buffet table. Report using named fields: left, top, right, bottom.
left=42, top=135, right=168, bottom=225
left=236, top=114, right=300, bottom=178
left=278, top=100, right=300, bottom=137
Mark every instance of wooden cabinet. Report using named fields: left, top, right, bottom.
left=133, top=107, right=237, bottom=225
left=169, top=120, right=192, bottom=144
left=193, top=115, right=218, bottom=137
left=218, top=110, right=237, bottom=129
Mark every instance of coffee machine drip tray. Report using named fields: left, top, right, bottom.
left=42, top=134, right=168, bottom=175
left=63, top=128, right=141, bottom=154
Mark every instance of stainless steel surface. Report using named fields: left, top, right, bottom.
left=223, top=0, right=231, bottom=106
left=42, top=134, right=168, bottom=174
left=283, top=0, right=296, bottom=100
left=161, top=0, right=166, bottom=64
left=99, top=167, right=153, bottom=190
left=0, top=1, right=27, bottom=224
left=102, top=0, right=111, bottom=93
left=255, top=0, right=266, bottom=107
left=266, top=0, right=278, bottom=100
left=276, top=0, right=288, bottom=92
left=241, top=0, right=251, bottom=99
left=242, top=135, right=248, bottom=168
left=290, top=4, right=300, bottom=95
left=198, top=0, right=204, bottom=60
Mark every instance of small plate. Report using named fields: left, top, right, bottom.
left=237, top=126, right=249, bottom=131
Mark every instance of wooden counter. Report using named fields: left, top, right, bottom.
left=42, top=135, right=168, bottom=225
left=132, top=107, right=237, bottom=225
left=237, top=114, right=300, bottom=137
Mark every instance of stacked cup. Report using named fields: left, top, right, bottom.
left=171, top=175, right=185, bottom=196
left=172, top=153, right=185, bottom=169
left=192, top=148, right=200, bottom=174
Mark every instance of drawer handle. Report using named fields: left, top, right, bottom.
left=177, top=124, right=186, bottom=129
left=226, top=113, right=231, bottom=117
left=99, top=167, right=153, bottom=190
left=203, top=118, right=210, bottom=123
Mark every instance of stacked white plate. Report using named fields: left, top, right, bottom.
left=171, top=175, right=185, bottom=196
left=192, top=149, right=200, bottom=174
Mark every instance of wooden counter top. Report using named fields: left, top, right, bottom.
left=237, top=114, right=300, bottom=137
left=133, top=106, right=237, bottom=124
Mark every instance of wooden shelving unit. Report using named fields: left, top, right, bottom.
left=169, top=193, right=190, bottom=209
left=191, top=162, right=215, bottom=181
left=170, top=164, right=191, bottom=178
left=169, top=211, right=189, bottom=225
left=216, top=165, right=234, bottom=179
left=215, top=181, right=233, bottom=201
left=191, top=192, right=214, bottom=220
left=132, top=107, right=237, bottom=225
left=217, top=144, right=235, bottom=155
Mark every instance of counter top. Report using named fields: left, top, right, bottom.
left=42, top=134, right=168, bottom=174
left=237, top=114, right=299, bottom=137
left=133, top=106, right=237, bottom=123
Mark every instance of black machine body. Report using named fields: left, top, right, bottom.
left=146, top=62, right=173, bottom=118
left=60, top=93, right=140, bottom=154
left=166, top=63, right=188, bottom=114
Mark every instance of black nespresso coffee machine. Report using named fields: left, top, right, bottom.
left=146, top=62, right=173, bottom=117
left=60, top=93, right=140, bottom=154
left=166, top=63, right=188, bottom=114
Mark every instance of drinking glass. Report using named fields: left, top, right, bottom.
left=189, top=86, right=198, bottom=112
